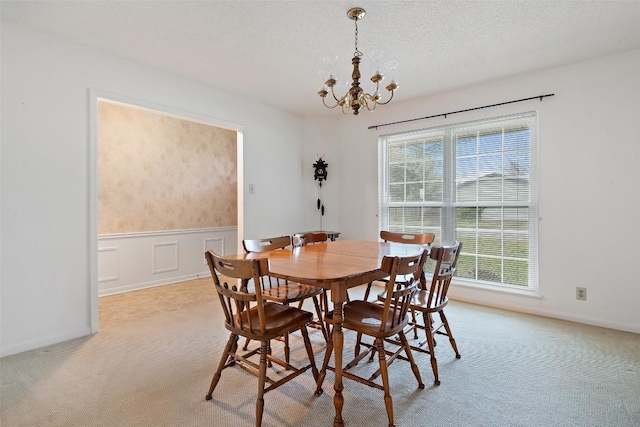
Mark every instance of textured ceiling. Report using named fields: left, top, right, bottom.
left=2, top=1, right=640, bottom=117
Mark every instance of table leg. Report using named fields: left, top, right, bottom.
left=332, top=300, right=345, bottom=426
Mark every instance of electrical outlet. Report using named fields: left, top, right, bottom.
left=576, top=287, right=587, bottom=301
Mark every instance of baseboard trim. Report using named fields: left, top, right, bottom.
left=449, top=295, right=640, bottom=335
left=1, top=327, right=92, bottom=358
left=98, top=271, right=211, bottom=297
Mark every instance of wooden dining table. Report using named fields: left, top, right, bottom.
left=234, top=239, right=425, bottom=426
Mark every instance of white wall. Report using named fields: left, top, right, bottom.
left=0, top=22, right=306, bottom=357
left=303, top=49, right=640, bottom=334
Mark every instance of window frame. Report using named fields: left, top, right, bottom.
left=378, top=112, right=539, bottom=293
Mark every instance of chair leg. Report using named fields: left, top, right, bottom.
left=229, top=336, right=239, bottom=366
left=439, top=310, right=461, bottom=359
left=398, top=331, right=424, bottom=389
left=354, top=332, right=363, bottom=358
left=321, top=291, right=332, bottom=336
left=315, top=332, right=334, bottom=396
left=256, top=341, right=268, bottom=427
left=283, top=333, right=290, bottom=365
left=375, top=338, right=395, bottom=427
left=423, top=312, right=440, bottom=386
left=368, top=344, right=378, bottom=362
left=242, top=337, right=251, bottom=351
left=312, top=296, right=329, bottom=342
left=346, top=331, right=375, bottom=370
left=419, top=311, right=436, bottom=346
left=281, top=302, right=291, bottom=366
left=301, top=326, right=319, bottom=381
left=206, top=334, right=237, bottom=400
left=411, top=309, right=419, bottom=339
left=362, top=281, right=373, bottom=302
left=320, top=290, right=328, bottom=312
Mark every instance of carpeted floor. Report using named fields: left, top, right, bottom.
left=1, top=279, right=639, bottom=427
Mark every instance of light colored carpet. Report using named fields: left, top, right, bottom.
left=1, top=280, right=639, bottom=427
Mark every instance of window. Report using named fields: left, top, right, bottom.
left=378, top=112, right=538, bottom=291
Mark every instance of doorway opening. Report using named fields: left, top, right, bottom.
left=89, top=90, right=245, bottom=333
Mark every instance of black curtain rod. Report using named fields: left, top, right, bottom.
left=368, top=93, right=555, bottom=130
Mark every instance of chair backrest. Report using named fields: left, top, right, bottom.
left=242, top=235, right=294, bottom=289
left=205, top=250, right=269, bottom=336
left=242, top=235, right=292, bottom=253
left=292, top=232, right=328, bottom=247
left=380, top=230, right=435, bottom=287
left=425, top=242, right=463, bottom=308
left=380, top=230, right=436, bottom=246
left=377, top=249, right=428, bottom=333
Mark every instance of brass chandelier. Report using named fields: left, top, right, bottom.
left=318, top=7, right=398, bottom=116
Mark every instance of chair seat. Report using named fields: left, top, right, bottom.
left=378, top=289, right=449, bottom=312
left=234, top=302, right=313, bottom=338
left=325, top=300, right=409, bottom=338
left=410, top=289, right=449, bottom=311
left=262, top=282, right=324, bottom=303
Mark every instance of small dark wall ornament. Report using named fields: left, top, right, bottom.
left=313, top=157, right=328, bottom=224
left=313, top=157, right=328, bottom=187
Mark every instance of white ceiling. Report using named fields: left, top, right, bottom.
left=2, top=1, right=640, bottom=117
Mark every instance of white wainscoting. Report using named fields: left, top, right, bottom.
left=98, top=227, right=237, bottom=296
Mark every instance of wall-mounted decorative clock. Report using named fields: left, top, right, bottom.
left=313, top=157, right=328, bottom=221
left=313, top=157, right=328, bottom=186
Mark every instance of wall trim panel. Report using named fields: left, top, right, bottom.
left=203, top=237, right=225, bottom=265
left=97, top=246, right=120, bottom=282
left=152, top=241, right=179, bottom=274
left=98, top=227, right=237, bottom=297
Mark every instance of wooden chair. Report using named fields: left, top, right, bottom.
left=380, top=230, right=436, bottom=246
left=292, top=231, right=328, bottom=247
left=382, top=242, right=463, bottom=386
left=204, top=251, right=319, bottom=427
left=315, top=251, right=427, bottom=427
left=243, top=236, right=328, bottom=362
left=361, top=230, right=436, bottom=302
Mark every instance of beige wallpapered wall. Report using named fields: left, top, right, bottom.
left=98, top=102, right=237, bottom=234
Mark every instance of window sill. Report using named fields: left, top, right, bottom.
left=451, top=279, right=542, bottom=299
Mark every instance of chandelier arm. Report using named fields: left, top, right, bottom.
left=376, top=90, right=396, bottom=105
left=372, top=80, right=381, bottom=102
left=362, top=93, right=380, bottom=112
left=322, top=97, right=341, bottom=109
left=329, top=86, right=343, bottom=103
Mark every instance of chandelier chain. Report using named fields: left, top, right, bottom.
left=354, top=17, right=363, bottom=57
